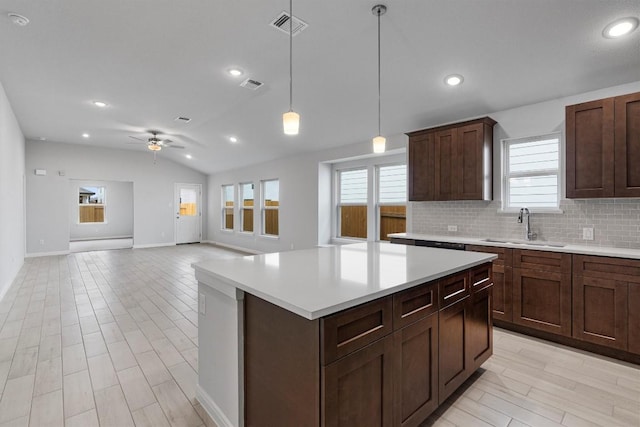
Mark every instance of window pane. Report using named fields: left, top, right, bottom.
left=379, top=205, right=406, bottom=240
left=241, top=183, right=254, bottom=232
left=79, top=186, right=105, bottom=223
left=340, top=169, right=367, bottom=204
left=222, top=185, right=234, bottom=230
left=179, top=188, right=197, bottom=216
left=509, top=175, right=558, bottom=207
left=262, top=180, right=279, bottom=236
left=379, top=165, right=406, bottom=203
left=508, top=138, right=559, bottom=173
left=340, top=206, right=367, bottom=238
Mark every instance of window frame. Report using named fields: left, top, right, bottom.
left=501, top=132, right=562, bottom=213
left=221, top=184, right=235, bottom=232
left=261, top=179, right=280, bottom=238
left=239, top=182, right=255, bottom=234
left=78, top=185, right=106, bottom=224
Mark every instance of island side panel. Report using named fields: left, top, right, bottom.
left=244, top=293, right=321, bottom=427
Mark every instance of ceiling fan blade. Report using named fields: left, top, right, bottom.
left=128, top=135, right=147, bottom=142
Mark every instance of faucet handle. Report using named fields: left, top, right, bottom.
left=517, top=208, right=523, bottom=223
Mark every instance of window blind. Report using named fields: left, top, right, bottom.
left=378, top=165, right=407, bottom=203
left=340, top=169, right=368, bottom=204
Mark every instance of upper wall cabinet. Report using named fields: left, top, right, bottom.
left=407, top=117, right=496, bottom=201
left=566, top=91, right=640, bottom=198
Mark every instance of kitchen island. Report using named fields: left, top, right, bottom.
left=193, top=242, right=496, bottom=427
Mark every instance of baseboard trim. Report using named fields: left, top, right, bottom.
left=196, top=384, right=235, bottom=427
left=132, top=243, right=176, bottom=249
left=205, top=240, right=262, bottom=255
left=25, top=250, right=70, bottom=258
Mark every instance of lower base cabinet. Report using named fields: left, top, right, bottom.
left=468, top=284, right=493, bottom=371
left=629, top=284, right=640, bottom=354
left=438, top=297, right=470, bottom=403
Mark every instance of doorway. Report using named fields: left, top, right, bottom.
left=175, top=183, right=202, bottom=244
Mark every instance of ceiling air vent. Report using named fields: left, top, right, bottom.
left=174, top=116, right=191, bottom=123
left=240, top=78, right=264, bottom=90
left=270, top=11, right=308, bottom=36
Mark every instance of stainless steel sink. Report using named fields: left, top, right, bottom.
left=481, top=238, right=565, bottom=248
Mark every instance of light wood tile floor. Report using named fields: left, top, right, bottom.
left=0, top=244, right=638, bottom=427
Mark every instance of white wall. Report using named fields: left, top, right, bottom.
left=0, top=81, right=26, bottom=298
left=26, top=140, right=207, bottom=255
left=208, top=137, right=407, bottom=253
left=69, top=179, right=134, bottom=241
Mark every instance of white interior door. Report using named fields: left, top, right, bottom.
left=175, top=183, right=202, bottom=244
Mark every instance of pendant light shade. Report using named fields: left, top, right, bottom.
left=372, top=4, right=387, bottom=153
left=283, top=110, right=300, bottom=135
left=283, top=0, right=300, bottom=135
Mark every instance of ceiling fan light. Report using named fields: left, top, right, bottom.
left=148, top=144, right=162, bottom=151
left=373, top=135, right=386, bottom=153
left=283, top=110, right=300, bottom=135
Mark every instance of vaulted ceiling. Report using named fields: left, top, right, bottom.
left=1, top=1, right=639, bottom=174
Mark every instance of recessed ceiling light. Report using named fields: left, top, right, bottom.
left=8, top=13, right=29, bottom=26
left=185, top=154, right=192, bottom=159
left=228, top=68, right=244, bottom=77
left=603, top=17, right=639, bottom=38
left=93, top=101, right=108, bottom=108
left=82, top=133, right=90, bottom=138
left=445, top=74, right=464, bottom=86
left=229, top=136, right=238, bottom=143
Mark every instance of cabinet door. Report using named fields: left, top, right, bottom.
left=565, top=98, right=615, bottom=198
left=614, top=92, right=640, bottom=197
left=438, top=296, right=470, bottom=403
left=466, top=245, right=513, bottom=322
left=513, top=268, right=572, bottom=336
left=408, top=133, right=435, bottom=201
left=629, top=284, right=640, bottom=355
left=322, top=336, right=394, bottom=427
left=393, top=315, right=438, bottom=427
left=455, top=123, right=489, bottom=200
left=468, top=285, right=493, bottom=371
left=573, top=275, right=628, bottom=350
left=434, top=129, right=456, bottom=200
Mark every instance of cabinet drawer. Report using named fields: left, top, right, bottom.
left=574, top=255, right=640, bottom=283
left=470, top=263, right=492, bottom=292
left=439, top=271, right=470, bottom=309
left=393, top=281, right=438, bottom=330
left=322, top=296, right=393, bottom=365
left=513, top=249, right=571, bottom=274
left=466, top=245, right=512, bottom=267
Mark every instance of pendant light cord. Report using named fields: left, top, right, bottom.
left=289, top=0, right=293, bottom=112
left=377, top=8, right=381, bottom=136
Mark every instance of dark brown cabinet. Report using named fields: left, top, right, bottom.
left=407, top=117, right=495, bottom=201
left=573, top=255, right=640, bottom=353
left=438, top=296, right=470, bottom=403
left=512, top=250, right=572, bottom=336
left=566, top=91, right=640, bottom=198
left=466, top=245, right=513, bottom=322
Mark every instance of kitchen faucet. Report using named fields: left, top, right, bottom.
left=518, top=207, right=536, bottom=241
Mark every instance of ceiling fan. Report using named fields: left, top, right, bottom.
left=128, top=131, right=185, bottom=151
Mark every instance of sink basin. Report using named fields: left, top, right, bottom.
left=481, top=238, right=565, bottom=248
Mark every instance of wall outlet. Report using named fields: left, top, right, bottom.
left=582, top=227, right=594, bottom=240
left=198, top=293, right=206, bottom=315
left=447, top=225, right=458, bottom=232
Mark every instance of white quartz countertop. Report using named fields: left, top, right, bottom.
left=193, top=242, right=496, bottom=320
left=389, top=233, right=640, bottom=260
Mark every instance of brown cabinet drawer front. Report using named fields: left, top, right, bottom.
left=513, top=249, right=571, bottom=273
left=439, top=272, right=470, bottom=308
left=574, top=255, right=640, bottom=283
left=573, top=276, right=628, bottom=350
left=393, top=281, right=438, bottom=330
left=470, top=263, right=493, bottom=292
left=322, top=297, right=393, bottom=365
left=466, top=245, right=512, bottom=266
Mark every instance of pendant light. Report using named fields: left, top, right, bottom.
left=283, top=0, right=300, bottom=135
left=372, top=4, right=387, bottom=153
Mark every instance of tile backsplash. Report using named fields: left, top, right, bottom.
left=411, top=199, right=640, bottom=249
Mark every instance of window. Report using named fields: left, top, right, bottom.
left=503, top=133, right=560, bottom=210
left=338, top=168, right=368, bottom=239
left=261, top=179, right=279, bottom=236
left=78, top=186, right=105, bottom=223
left=222, top=185, right=234, bottom=230
left=240, top=182, right=254, bottom=233
left=377, top=164, right=407, bottom=240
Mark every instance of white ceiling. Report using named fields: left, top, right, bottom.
left=1, top=1, right=639, bottom=175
